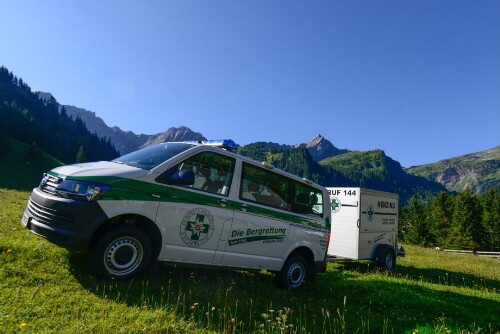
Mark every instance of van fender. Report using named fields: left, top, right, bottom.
left=90, top=200, right=163, bottom=260
left=281, top=239, right=315, bottom=268
left=280, top=225, right=326, bottom=270
left=97, top=200, right=159, bottom=223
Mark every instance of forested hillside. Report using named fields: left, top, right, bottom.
left=401, top=189, right=500, bottom=251
left=1, top=65, right=497, bottom=206
left=37, top=92, right=207, bottom=155
left=0, top=66, right=118, bottom=164
left=238, top=143, right=447, bottom=204
left=320, top=149, right=447, bottom=201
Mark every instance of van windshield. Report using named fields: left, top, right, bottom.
left=113, top=143, right=195, bottom=170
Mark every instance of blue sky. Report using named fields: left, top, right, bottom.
left=1, top=1, right=498, bottom=167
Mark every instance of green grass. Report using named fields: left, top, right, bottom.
left=1, top=188, right=499, bottom=333
left=0, top=138, right=63, bottom=191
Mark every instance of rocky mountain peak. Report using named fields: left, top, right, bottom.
left=306, top=134, right=327, bottom=147
left=296, top=134, right=348, bottom=162
left=139, top=127, right=206, bottom=148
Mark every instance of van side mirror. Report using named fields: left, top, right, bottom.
left=156, top=169, right=195, bottom=186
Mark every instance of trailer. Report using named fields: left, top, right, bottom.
left=326, top=187, right=399, bottom=270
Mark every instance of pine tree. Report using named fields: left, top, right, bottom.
left=481, top=189, right=500, bottom=251
left=402, top=196, right=431, bottom=245
left=429, top=192, right=454, bottom=247
left=448, top=188, right=484, bottom=250
left=76, top=146, right=87, bottom=163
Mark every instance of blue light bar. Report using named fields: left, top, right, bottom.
left=183, top=139, right=239, bottom=151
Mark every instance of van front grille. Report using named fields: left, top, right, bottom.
left=27, top=199, right=75, bottom=226
left=39, top=174, right=63, bottom=196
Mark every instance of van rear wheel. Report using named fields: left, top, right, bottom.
left=90, top=225, right=151, bottom=279
left=277, top=254, right=309, bottom=290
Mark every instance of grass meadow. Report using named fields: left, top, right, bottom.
left=1, top=188, right=499, bottom=333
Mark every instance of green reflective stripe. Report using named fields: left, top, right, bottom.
left=229, top=235, right=286, bottom=246
left=160, top=185, right=227, bottom=208
left=51, top=173, right=329, bottom=230
left=243, top=203, right=327, bottom=230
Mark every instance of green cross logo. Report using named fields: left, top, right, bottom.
left=180, top=208, right=215, bottom=247
left=185, top=214, right=210, bottom=240
left=366, top=205, right=374, bottom=222
left=330, top=197, right=341, bottom=213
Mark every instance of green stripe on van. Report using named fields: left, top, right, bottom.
left=55, top=173, right=329, bottom=231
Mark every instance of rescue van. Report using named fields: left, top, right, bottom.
left=21, top=140, right=331, bottom=289
left=326, top=187, right=398, bottom=269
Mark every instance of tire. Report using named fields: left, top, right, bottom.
left=377, top=247, right=396, bottom=271
left=277, top=254, right=309, bottom=290
left=89, top=225, right=151, bottom=279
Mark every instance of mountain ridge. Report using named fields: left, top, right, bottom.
left=406, top=146, right=500, bottom=194
left=37, top=92, right=206, bottom=154
left=29, top=90, right=499, bottom=197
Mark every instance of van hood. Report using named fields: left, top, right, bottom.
left=51, top=161, right=149, bottom=179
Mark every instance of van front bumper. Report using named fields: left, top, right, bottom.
left=21, top=188, right=109, bottom=251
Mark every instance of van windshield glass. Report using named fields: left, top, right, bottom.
left=113, top=143, right=195, bottom=170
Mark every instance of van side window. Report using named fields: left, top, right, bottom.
left=240, top=162, right=323, bottom=217
left=171, top=152, right=235, bottom=196
left=292, top=182, right=324, bottom=217
left=240, top=163, right=290, bottom=210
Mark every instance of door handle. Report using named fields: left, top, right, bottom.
left=219, top=199, right=228, bottom=207
left=240, top=203, right=248, bottom=212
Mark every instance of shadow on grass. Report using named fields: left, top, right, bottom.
left=68, top=253, right=500, bottom=333
left=334, top=260, right=500, bottom=292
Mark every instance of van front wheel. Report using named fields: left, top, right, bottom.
left=90, top=225, right=151, bottom=279
left=277, top=254, right=308, bottom=290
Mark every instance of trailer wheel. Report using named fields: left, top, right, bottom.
left=90, top=225, right=151, bottom=279
left=377, top=247, right=396, bottom=271
left=276, top=254, right=309, bottom=290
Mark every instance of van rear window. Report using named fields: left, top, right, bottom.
left=240, top=163, right=324, bottom=217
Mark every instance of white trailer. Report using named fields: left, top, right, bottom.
left=326, top=187, right=399, bottom=269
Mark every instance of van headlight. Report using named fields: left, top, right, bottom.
left=56, top=180, right=112, bottom=201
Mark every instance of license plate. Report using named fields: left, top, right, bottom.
left=21, top=211, right=30, bottom=227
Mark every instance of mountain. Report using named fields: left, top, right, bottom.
left=405, top=146, right=500, bottom=194
left=237, top=138, right=447, bottom=204
left=319, top=149, right=447, bottom=203
left=0, top=67, right=118, bottom=164
left=37, top=92, right=206, bottom=155
left=2, top=68, right=493, bottom=200
left=295, top=134, right=348, bottom=161
left=139, top=126, right=206, bottom=148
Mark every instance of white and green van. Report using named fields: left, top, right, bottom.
left=21, top=140, right=331, bottom=289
